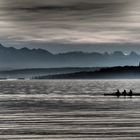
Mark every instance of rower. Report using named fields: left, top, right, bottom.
left=116, top=89, right=121, bottom=98
left=129, top=90, right=133, bottom=98
left=122, top=90, right=127, bottom=97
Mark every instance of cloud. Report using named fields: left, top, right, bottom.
left=0, top=0, right=140, bottom=49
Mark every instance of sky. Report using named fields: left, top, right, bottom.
left=0, top=0, right=140, bottom=53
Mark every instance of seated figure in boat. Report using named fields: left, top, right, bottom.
left=116, top=89, right=121, bottom=98
left=128, top=90, right=133, bottom=98
left=122, top=90, right=127, bottom=97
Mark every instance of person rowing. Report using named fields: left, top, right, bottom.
left=128, top=90, right=133, bottom=98
left=122, top=90, right=127, bottom=97
left=116, top=89, right=121, bottom=98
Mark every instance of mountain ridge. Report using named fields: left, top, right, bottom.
left=0, top=44, right=140, bottom=69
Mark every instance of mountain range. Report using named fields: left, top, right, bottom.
left=0, top=44, right=140, bottom=69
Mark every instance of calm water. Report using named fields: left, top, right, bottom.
left=0, top=80, right=140, bottom=139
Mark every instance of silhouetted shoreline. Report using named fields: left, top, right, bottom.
left=34, top=66, right=140, bottom=79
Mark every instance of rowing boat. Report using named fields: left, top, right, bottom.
left=104, top=93, right=140, bottom=96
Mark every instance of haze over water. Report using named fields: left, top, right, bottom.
left=0, top=80, right=139, bottom=139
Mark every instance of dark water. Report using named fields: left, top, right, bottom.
left=0, top=80, right=140, bottom=139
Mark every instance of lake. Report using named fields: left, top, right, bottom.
left=0, top=79, right=140, bottom=139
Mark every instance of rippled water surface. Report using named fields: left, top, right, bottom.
left=0, top=79, right=140, bottom=139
